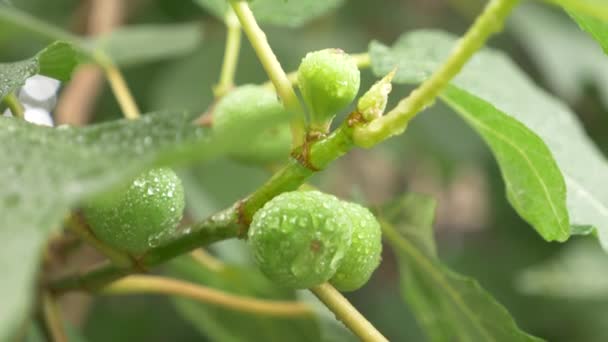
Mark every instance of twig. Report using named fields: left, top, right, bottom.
left=229, top=0, right=306, bottom=147
left=65, top=213, right=133, bottom=268
left=352, top=52, right=371, bottom=70
left=101, top=60, right=141, bottom=120
left=103, top=275, right=314, bottom=317
left=190, top=249, right=226, bottom=272
left=49, top=207, right=242, bottom=293
left=213, top=8, right=242, bottom=98
left=41, top=292, right=67, bottom=342
left=352, top=0, right=520, bottom=147
left=311, top=283, right=388, bottom=342
left=3, top=92, right=25, bottom=118
left=55, top=0, right=125, bottom=125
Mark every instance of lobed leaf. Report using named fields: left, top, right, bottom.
left=370, top=31, right=571, bottom=243
left=380, top=193, right=542, bottom=341
left=194, top=0, right=345, bottom=27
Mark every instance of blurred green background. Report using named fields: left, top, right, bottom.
left=5, top=0, right=608, bottom=341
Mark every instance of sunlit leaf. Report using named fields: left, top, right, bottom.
left=371, top=31, right=571, bottom=242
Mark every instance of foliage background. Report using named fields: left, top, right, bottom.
left=3, top=0, right=608, bottom=341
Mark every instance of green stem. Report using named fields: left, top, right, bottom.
left=103, top=275, right=314, bottom=317
left=49, top=261, right=132, bottom=293
left=214, top=9, right=242, bottom=98
left=352, top=0, right=520, bottom=147
left=229, top=0, right=306, bottom=148
left=66, top=213, right=133, bottom=268
left=191, top=249, right=226, bottom=272
left=141, top=206, right=241, bottom=265
left=101, top=59, right=141, bottom=120
left=311, top=283, right=388, bottom=342
left=242, top=123, right=354, bottom=220
left=49, top=207, right=242, bottom=293
left=41, top=292, right=67, bottom=342
left=352, top=52, right=371, bottom=70
left=3, top=93, right=24, bottom=118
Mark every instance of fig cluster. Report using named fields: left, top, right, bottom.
left=248, top=190, right=382, bottom=291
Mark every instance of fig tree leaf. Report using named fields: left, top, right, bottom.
left=441, top=85, right=569, bottom=242
left=0, top=3, right=79, bottom=44
left=567, top=10, right=608, bottom=54
left=0, top=5, right=202, bottom=67
left=0, top=41, right=80, bottom=100
left=540, top=0, right=608, bottom=22
left=370, top=30, right=608, bottom=245
left=380, top=193, right=542, bottom=341
left=510, top=5, right=608, bottom=107
left=516, top=239, right=608, bottom=299
left=86, top=23, right=204, bottom=66
left=0, top=106, right=280, bottom=341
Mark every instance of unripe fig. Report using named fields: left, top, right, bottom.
left=213, top=85, right=292, bottom=165
left=83, top=168, right=185, bottom=255
left=330, top=202, right=382, bottom=291
left=248, top=191, right=352, bottom=289
left=297, top=49, right=360, bottom=132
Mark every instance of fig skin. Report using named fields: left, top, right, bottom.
left=297, top=49, right=360, bottom=132
left=248, top=191, right=352, bottom=289
left=330, top=201, right=382, bottom=292
left=83, top=167, right=185, bottom=255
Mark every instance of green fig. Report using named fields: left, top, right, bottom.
left=83, top=168, right=185, bottom=255
left=297, top=49, right=360, bottom=133
left=213, top=85, right=292, bottom=165
left=248, top=190, right=352, bottom=289
left=330, top=201, right=382, bottom=291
